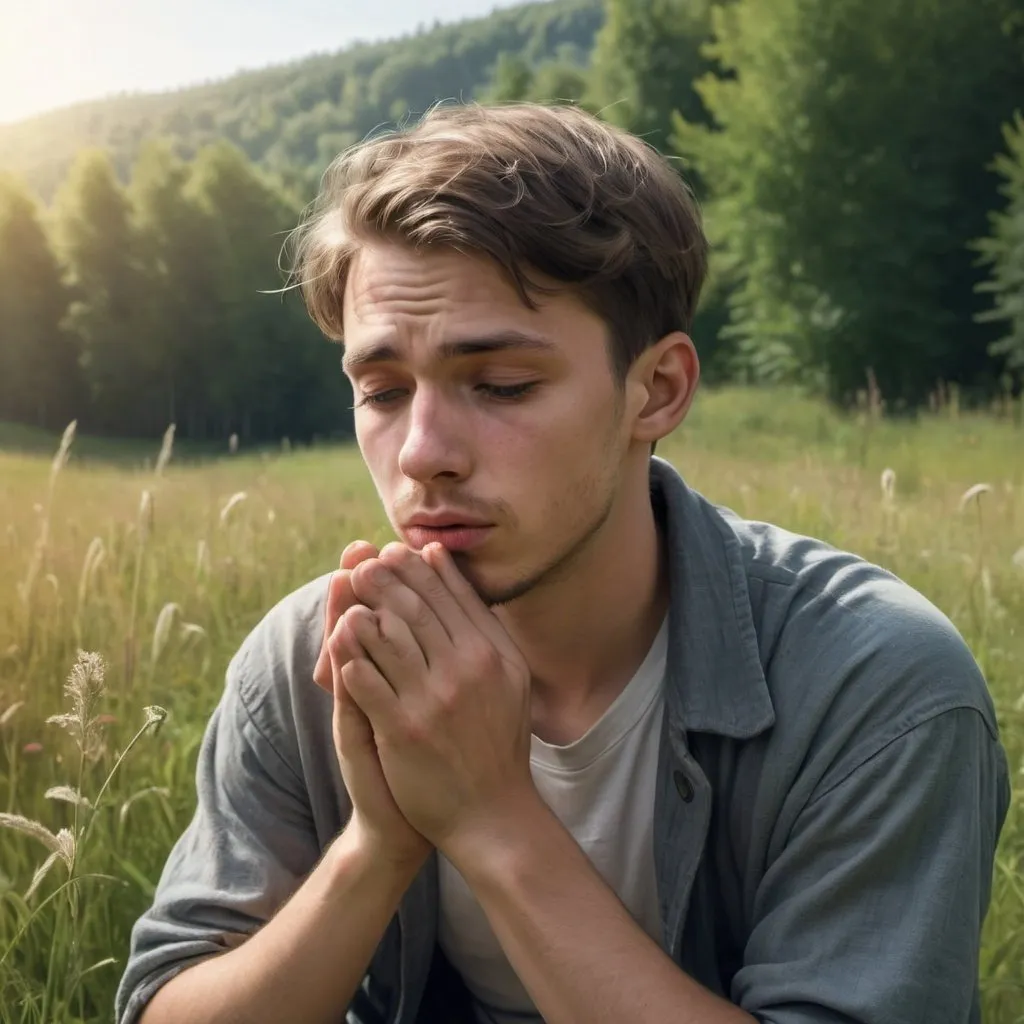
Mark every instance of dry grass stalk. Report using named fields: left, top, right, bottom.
left=17, top=421, right=77, bottom=618
left=0, top=701, right=25, bottom=727
left=959, top=483, right=993, bottom=513
left=219, top=491, right=248, bottom=527
left=76, top=537, right=106, bottom=613
left=880, top=468, right=897, bottom=502
left=150, top=603, right=181, bottom=668
left=118, top=786, right=171, bottom=827
left=154, top=424, right=176, bottom=479
left=195, top=539, right=210, bottom=579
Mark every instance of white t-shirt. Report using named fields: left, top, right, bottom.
left=437, top=616, right=669, bottom=1024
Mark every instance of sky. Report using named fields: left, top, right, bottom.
left=0, top=0, right=521, bottom=125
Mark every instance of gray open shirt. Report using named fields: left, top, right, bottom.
left=116, top=457, right=1011, bottom=1024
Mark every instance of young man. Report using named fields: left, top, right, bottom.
left=116, top=103, right=1010, bottom=1024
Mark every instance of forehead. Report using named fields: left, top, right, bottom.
left=341, top=242, right=604, bottom=350
left=346, top=244, right=517, bottom=325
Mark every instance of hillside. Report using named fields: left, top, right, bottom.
left=0, top=0, right=603, bottom=200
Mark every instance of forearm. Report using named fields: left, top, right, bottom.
left=451, top=800, right=754, bottom=1024
left=140, top=825, right=421, bottom=1024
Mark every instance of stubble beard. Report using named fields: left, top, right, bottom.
left=453, top=476, right=619, bottom=609
left=457, top=399, right=627, bottom=608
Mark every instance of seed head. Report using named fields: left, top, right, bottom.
left=958, top=483, right=992, bottom=513
left=219, top=491, right=248, bottom=527
left=880, top=468, right=896, bottom=501
left=49, top=420, right=77, bottom=486
left=151, top=603, right=181, bottom=667
left=155, top=424, right=176, bottom=478
left=46, top=651, right=108, bottom=761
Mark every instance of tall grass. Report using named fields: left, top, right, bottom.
left=0, top=387, right=1021, bottom=1022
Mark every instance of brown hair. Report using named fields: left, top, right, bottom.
left=289, top=102, right=708, bottom=381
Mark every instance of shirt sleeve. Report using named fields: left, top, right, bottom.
left=731, top=705, right=1010, bottom=1024
left=114, top=642, right=324, bottom=1024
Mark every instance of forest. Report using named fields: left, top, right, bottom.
left=1, top=0, right=1022, bottom=443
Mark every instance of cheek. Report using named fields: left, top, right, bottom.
left=495, top=395, right=616, bottom=501
left=354, top=417, right=398, bottom=490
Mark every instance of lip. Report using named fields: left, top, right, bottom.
left=399, top=516, right=495, bottom=557
left=404, top=511, right=493, bottom=529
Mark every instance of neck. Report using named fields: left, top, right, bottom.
left=492, top=457, right=669, bottom=740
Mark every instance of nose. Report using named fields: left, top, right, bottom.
left=398, top=386, right=471, bottom=483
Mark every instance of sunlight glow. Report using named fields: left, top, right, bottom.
left=0, top=0, right=520, bottom=126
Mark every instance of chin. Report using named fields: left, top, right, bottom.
left=449, top=552, right=537, bottom=608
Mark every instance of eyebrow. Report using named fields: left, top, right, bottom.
left=341, top=331, right=557, bottom=373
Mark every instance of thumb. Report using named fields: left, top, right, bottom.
left=330, top=634, right=378, bottom=776
left=313, top=541, right=379, bottom=692
left=313, top=570, right=353, bottom=693
left=334, top=669, right=377, bottom=762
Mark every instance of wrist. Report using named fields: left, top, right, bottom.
left=329, top=818, right=429, bottom=897
left=443, top=790, right=557, bottom=890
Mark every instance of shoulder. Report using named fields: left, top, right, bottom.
left=233, top=572, right=333, bottom=689
left=225, top=571, right=335, bottom=755
left=717, top=508, right=1001, bottom=790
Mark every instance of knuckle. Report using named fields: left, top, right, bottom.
left=399, top=716, right=426, bottom=746
left=434, top=684, right=458, bottom=713
left=331, top=566, right=353, bottom=593
left=350, top=561, right=377, bottom=593
left=342, top=657, right=372, bottom=688
left=327, top=625, right=348, bottom=658
left=409, top=595, right=433, bottom=630
left=377, top=612, right=409, bottom=659
left=338, top=606, right=361, bottom=634
left=466, top=640, right=499, bottom=674
left=422, top=572, right=448, bottom=602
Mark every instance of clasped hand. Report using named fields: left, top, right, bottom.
left=318, top=541, right=535, bottom=865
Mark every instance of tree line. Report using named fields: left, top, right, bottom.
left=0, top=144, right=350, bottom=441
left=0, top=0, right=602, bottom=202
left=1, top=0, right=1023, bottom=441
left=489, top=0, right=1024, bottom=406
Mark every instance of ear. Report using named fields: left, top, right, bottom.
left=624, top=332, right=700, bottom=446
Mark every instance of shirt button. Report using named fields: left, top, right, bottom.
left=674, top=770, right=695, bottom=803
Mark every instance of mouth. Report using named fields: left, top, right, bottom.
left=401, top=517, right=495, bottom=552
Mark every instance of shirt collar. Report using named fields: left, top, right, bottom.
left=650, top=456, right=775, bottom=740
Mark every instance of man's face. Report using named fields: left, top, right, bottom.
left=342, top=242, right=632, bottom=606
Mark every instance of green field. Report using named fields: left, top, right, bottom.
left=1, top=387, right=1021, bottom=1022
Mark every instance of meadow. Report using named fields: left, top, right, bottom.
left=0, top=386, right=1021, bottom=1022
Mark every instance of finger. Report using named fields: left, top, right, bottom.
left=314, top=571, right=351, bottom=692
left=329, top=602, right=368, bottom=665
left=341, top=539, right=379, bottom=571
left=376, top=543, right=474, bottom=645
left=344, top=604, right=427, bottom=693
left=349, top=557, right=452, bottom=664
left=313, top=542, right=380, bottom=692
left=330, top=626, right=384, bottom=782
left=333, top=662, right=376, bottom=765
left=314, top=570, right=356, bottom=692
left=421, top=543, right=523, bottom=663
left=330, top=611, right=398, bottom=718
left=342, top=651, right=401, bottom=726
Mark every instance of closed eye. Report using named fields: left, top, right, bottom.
left=476, top=382, right=539, bottom=400
left=354, top=382, right=539, bottom=409
left=354, top=388, right=406, bottom=409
